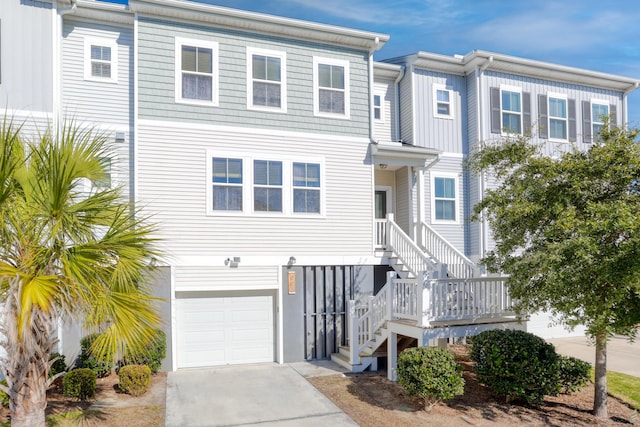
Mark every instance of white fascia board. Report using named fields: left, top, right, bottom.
left=373, top=62, right=402, bottom=80
left=72, top=0, right=134, bottom=25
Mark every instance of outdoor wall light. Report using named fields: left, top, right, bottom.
left=287, top=256, right=296, bottom=267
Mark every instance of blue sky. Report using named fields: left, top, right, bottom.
left=103, top=0, right=640, bottom=125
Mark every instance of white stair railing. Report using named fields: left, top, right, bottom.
left=375, top=219, right=387, bottom=248
left=419, top=221, right=477, bottom=278
left=387, top=215, right=438, bottom=277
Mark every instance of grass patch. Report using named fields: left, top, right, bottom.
left=590, top=369, right=640, bottom=410
left=46, top=409, right=106, bottom=426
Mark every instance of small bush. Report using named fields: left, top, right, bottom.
left=118, top=365, right=151, bottom=397
left=80, top=334, right=112, bottom=378
left=558, top=355, right=591, bottom=393
left=120, top=329, right=166, bottom=374
left=49, top=352, right=67, bottom=378
left=397, top=346, right=465, bottom=411
left=470, top=329, right=560, bottom=405
left=0, top=379, right=8, bottom=408
left=63, top=368, right=96, bottom=400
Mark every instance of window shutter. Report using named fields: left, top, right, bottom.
left=609, top=104, right=617, bottom=129
left=568, top=99, right=577, bottom=142
left=490, top=87, right=501, bottom=134
left=522, top=92, right=531, bottom=134
left=582, top=100, right=592, bottom=143
left=538, top=94, right=548, bottom=139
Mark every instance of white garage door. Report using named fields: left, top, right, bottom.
left=176, top=293, right=274, bottom=368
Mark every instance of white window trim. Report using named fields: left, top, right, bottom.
left=373, top=93, right=384, bottom=123
left=591, top=98, right=609, bottom=125
left=433, top=84, right=453, bottom=119
left=206, top=151, right=325, bottom=217
left=246, top=47, right=287, bottom=113
left=312, top=56, right=350, bottom=120
left=500, top=84, right=523, bottom=136
left=548, top=92, right=568, bottom=143
left=175, top=37, right=219, bottom=107
left=430, top=173, right=459, bottom=224
left=84, top=37, right=118, bottom=83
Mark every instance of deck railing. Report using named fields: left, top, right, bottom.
left=419, top=221, right=477, bottom=279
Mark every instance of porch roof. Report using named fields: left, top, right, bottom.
left=370, top=142, right=440, bottom=169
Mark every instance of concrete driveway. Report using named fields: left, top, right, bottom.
left=165, top=363, right=357, bottom=427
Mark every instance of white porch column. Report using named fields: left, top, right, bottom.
left=388, top=331, right=398, bottom=381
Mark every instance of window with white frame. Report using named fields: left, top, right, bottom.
left=254, top=160, right=283, bottom=212
left=501, top=87, right=522, bottom=134
left=175, top=38, right=218, bottom=105
left=93, top=157, right=112, bottom=189
left=591, top=101, right=609, bottom=138
left=247, top=48, right=286, bottom=111
left=548, top=94, right=568, bottom=141
left=433, top=85, right=453, bottom=118
left=84, top=38, right=117, bottom=82
left=373, top=94, right=382, bottom=121
left=212, top=157, right=243, bottom=211
left=432, top=175, right=457, bottom=222
left=293, top=162, right=321, bottom=213
left=313, top=57, right=350, bottom=118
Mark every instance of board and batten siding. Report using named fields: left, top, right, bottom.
left=136, top=121, right=374, bottom=260
left=412, top=69, right=466, bottom=153
left=398, top=72, right=414, bottom=144
left=174, top=266, right=279, bottom=291
left=136, top=17, right=370, bottom=138
left=0, top=0, right=53, bottom=113
left=394, top=167, right=411, bottom=235
left=373, top=77, right=396, bottom=142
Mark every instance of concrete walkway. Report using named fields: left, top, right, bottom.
left=548, top=335, right=640, bottom=377
left=165, top=363, right=357, bottom=427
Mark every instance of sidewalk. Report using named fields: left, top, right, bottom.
left=548, top=335, right=640, bottom=377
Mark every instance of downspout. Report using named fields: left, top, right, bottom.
left=623, top=82, right=639, bottom=125
left=368, top=37, right=379, bottom=143
left=393, top=65, right=406, bottom=142
left=477, top=56, right=493, bottom=262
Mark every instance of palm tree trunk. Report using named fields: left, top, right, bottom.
left=593, top=332, right=608, bottom=419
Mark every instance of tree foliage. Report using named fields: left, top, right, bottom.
left=470, top=124, right=640, bottom=417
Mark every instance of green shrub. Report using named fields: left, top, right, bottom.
left=79, top=334, right=112, bottom=378
left=118, top=365, right=151, bottom=397
left=63, top=368, right=96, bottom=400
left=0, top=379, right=8, bottom=408
left=397, top=346, right=465, bottom=411
left=470, top=329, right=560, bottom=405
left=558, top=355, right=591, bottom=394
left=49, top=352, right=67, bottom=378
left=120, top=329, right=166, bottom=374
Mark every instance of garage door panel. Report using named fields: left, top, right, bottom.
left=176, top=293, right=275, bottom=368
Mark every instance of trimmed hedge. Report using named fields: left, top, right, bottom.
left=558, top=355, right=591, bottom=394
left=49, top=352, right=67, bottom=378
left=118, top=365, right=152, bottom=397
left=120, top=329, right=166, bottom=374
left=470, top=329, right=560, bottom=405
left=79, top=334, right=112, bottom=378
left=397, top=346, right=465, bottom=411
left=63, top=368, right=97, bottom=400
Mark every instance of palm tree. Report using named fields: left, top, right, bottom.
left=0, top=118, right=162, bottom=427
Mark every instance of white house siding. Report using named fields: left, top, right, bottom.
left=174, top=266, right=279, bottom=292
left=137, top=121, right=374, bottom=261
left=398, top=72, right=414, bottom=144
left=394, top=167, right=411, bottom=235
left=373, top=77, right=395, bottom=142
left=62, top=18, right=133, bottom=194
left=412, top=69, right=466, bottom=153
left=136, top=17, right=370, bottom=138
left=0, top=0, right=54, bottom=114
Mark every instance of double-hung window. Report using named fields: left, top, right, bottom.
left=175, top=38, right=218, bottom=105
left=84, top=37, right=117, bottom=82
left=94, top=157, right=112, bottom=189
left=293, top=162, right=321, bottom=213
left=313, top=57, right=350, bottom=118
left=212, top=157, right=243, bottom=211
left=548, top=94, right=568, bottom=141
left=247, top=48, right=286, bottom=112
left=501, top=88, right=522, bottom=134
left=433, top=84, right=453, bottom=118
left=432, top=175, right=457, bottom=222
left=254, top=160, right=283, bottom=212
left=591, top=101, right=609, bottom=138
left=373, top=94, right=382, bottom=121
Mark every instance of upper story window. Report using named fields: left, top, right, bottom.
left=254, top=160, right=283, bottom=212
left=490, top=86, right=531, bottom=135
left=247, top=48, right=287, bottom=112
left=538, top=94, right=576, bottom=142
left=293, top=162, right=321, bottom=213
left=548, top=94, right=568, bottom=141
left=212, top=157, right=243, bottom=211
left=432, top=175, right=458, bottom=222
left=84, top=37, right=118, bottom=83
left=93, top=157, right=112, bottom=189
left=373, top=94, right=382, bottom=121
left=175, top=37, right=219, bottom=106
left=582, top=99, right=614, bottom=143
left=313, top=57, right=350, bottom=119
left=433, top=84, right=453, bottom=119
left=501, top=89, right=521, bottom=134
left=591, top=101, right=609, bottom=137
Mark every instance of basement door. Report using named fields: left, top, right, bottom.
left=175, top=291, right=275, bottom=368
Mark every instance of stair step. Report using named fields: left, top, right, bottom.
left=330, top=351, right=373, bottom=373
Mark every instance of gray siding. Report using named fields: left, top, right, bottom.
left=137, top=17, right=370, bottom=137
left=0, top=0, right=53, bottom=113
left=373, top=77, right=396, bottom=142
left=395, top=167, right=411, bottom=234
left=413, top=69, right=467, bottom=153
left=398, top=70, right=414, bottom=144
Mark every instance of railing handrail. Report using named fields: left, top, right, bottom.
left=387, top=218, right=438, bottom=277
left=419, top=221, right=477, bottom=278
